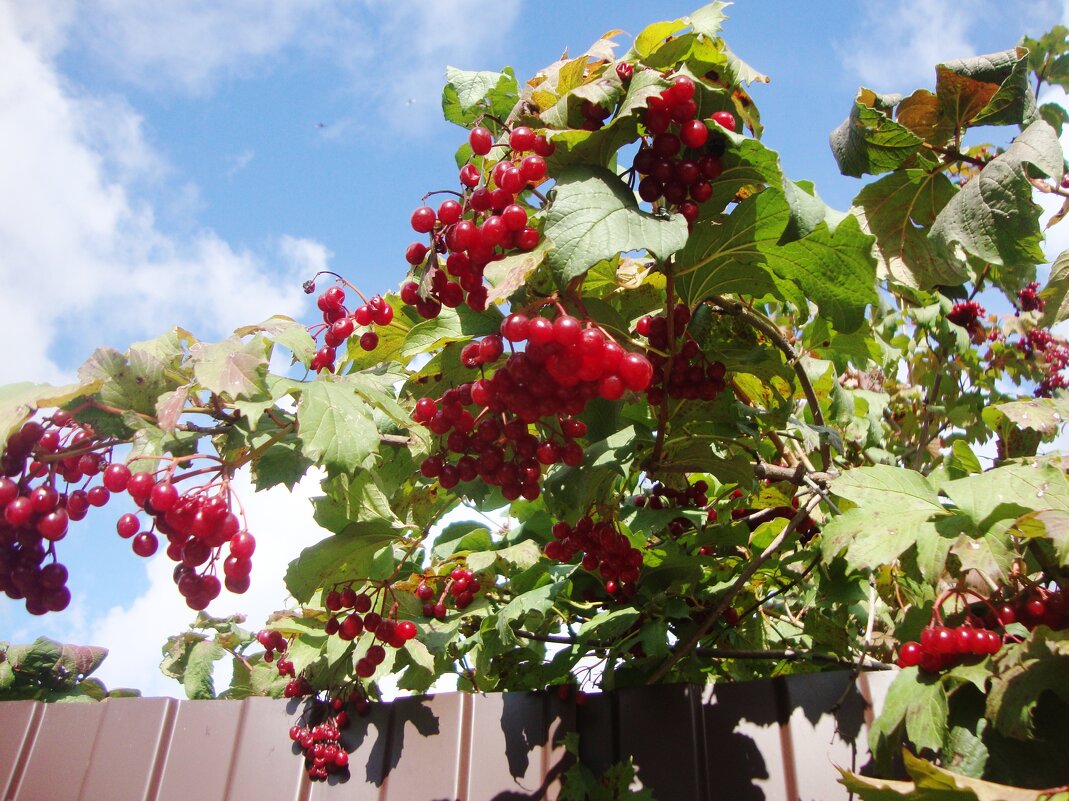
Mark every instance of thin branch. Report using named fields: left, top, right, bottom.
left=646, top=493, right=823, bottom=684
left=922, top=142, right=987, bottom=168
left=754, top=462, right=836, bottom=486
left=707, top=295, right=831, bottom=469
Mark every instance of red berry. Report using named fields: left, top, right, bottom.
left=679, top=119, right=709, bottom=149
left=710, top=111, right=736, bottom=131
left=509, top=126, right=536, bottom=152
left=469, top=126, right=493, bottom=156
left=410, top=206, right=437, bottom=233
left=897, top=641, right=922, bottom=668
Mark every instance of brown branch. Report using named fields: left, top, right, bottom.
left=922, top=142, right=987, bottom=168
left=708, top=296, right=831, bottom=469
left=754, top=462, right=836, bottom=486
left=646, top=493, right=823, bottom=684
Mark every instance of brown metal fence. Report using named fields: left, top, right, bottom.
left=0, top=670, right=895, bottom=801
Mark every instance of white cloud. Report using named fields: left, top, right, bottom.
left=0, top=4, right=315, bottom=384
left=74, top=0, right=346, bottom=94
left=839, top=0, right=1066, bottom=93
left=838, top=0, right=983, bottom=91
left=89, top=472, right=329, bottom=697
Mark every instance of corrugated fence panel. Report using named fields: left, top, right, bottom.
left=0, top=700, right=39, bottom=800
left=0, top=671, right=897, bottom=801
left=156, top=698, right=246, bottom=801
left=79, top=696, right=175, bottom=801
left=12, top=701, right=107, bottom=801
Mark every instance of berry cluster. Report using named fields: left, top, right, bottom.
left=289, top=704, right=349, bottom=781
left=636, top=304, right=728, bottom=404
left=896, top=624, right=1003, bottom=672
left=947, top=300, right=986, bottom=342
left=979, top=587, right=1069, bottom=632
left=0, top=414, right=117, bottom=614
left=413, top=311, right=653, bottom=499
left=1016, top=281, right=1044, bottom=313
left=322, top=585, right=419, bottom=678
left=633, top=478, right=709, bottom=510
left=1020, top=329, right=1069, bottom=396
left=112, top=461, right=255, bottom=610
left=415, top=566, right=481, bottom=619
left=308, top=283, right=394, bottom=373
left=399, top=125, right=551, bottom=318
left=543, top=515, right=642, bottom=596
left=633, top=74, right=736, bottom=224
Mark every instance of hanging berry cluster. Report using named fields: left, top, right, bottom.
left=288, top=694, right=365, bottom=781
left=400, top=125, right=551, bottom=319
left=415, top=565, right=481, bottom=619
left=947, top=300, right=986, bottom=343
left=412, top=310, right=654, bottom=499
left=0, top=413, right=113, bottom=614
left=543, top=515, right=643, bottom=596
left=307, top=281, right=395, bottom=373
left=636, top=304, right=728, bottom=404
left=111, top=456, right=255, bottom=610
left=322, top=584, right=419, bottom=678
left=632, top=74, right=736, bottom=224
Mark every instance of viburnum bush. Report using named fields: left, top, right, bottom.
left=6, top=4, right=1069, bottom=794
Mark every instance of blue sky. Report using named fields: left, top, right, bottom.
left=2, top=0, right=1067, bottom=696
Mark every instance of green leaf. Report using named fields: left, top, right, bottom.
left=79, top=346, right=178, bottom=417
left=832, top=465, right=944, bottom=513
left=401, top=304, right=504, bottom=359
left=759, top=215, right=878, bottom=333
left=931, top=121, right=1062, bottom=275
left=988, top=641, right=1069, bottom=740
left=496, top=580, right=567, bottom=646
left=851, top=169, right=962, bottom=289
left=830, top=88, right=923, bottom=177
left=821, top=507, right=942, bottom=575
left=190, top=335, right=270, bottom=401
left=182, top=640, right=223, bottom=700
left=441, top=66, right=518, bottom=127
left=578, top=608, right=641, bottom=641
left=296, top=377, right=380, bottom=473
left=1040, top=249, right=1069, bottom=326
left=284, top=526, right=399, bottom=604
left=544, top=166, right=689, bottom=286
left=942, top=464, right=1069, bottom=528
left=234, top=316, right=316, bottom=366
left=840, top=750, right=1051, bottom=800
left=1010, top=509, right=1069, bottom=565
left=675, top=189, right=784, bottom=304
left=982, top=398, right=1069, bottom=439
left=0, top=380, right=100, bottom=449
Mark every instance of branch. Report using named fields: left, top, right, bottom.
left=753, top=462, right=836, bottom=486
left=646, top=493, right=823, bottom=684
left=707, top=296, right=831, bottom=469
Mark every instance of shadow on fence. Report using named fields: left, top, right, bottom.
left=0, top=669, right=894, bottom=801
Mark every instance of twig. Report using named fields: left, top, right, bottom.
left=707, top=296, right=831, bottom=469
left=646, top=493, right=823, bottom=684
